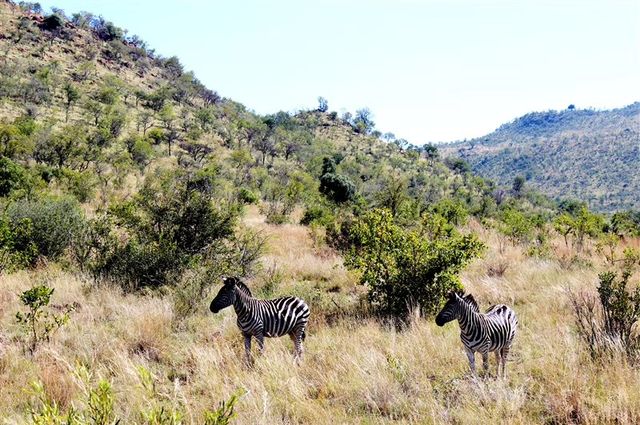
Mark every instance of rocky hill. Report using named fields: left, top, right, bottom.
left=441, top=103, right=640, bottom=212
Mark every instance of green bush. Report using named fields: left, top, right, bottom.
left=0, top=216, right=39, bottom=271
left=82, top=169, right=240, bottom=290
left=570, top=260, right=640, bottom=362
left=237, top=187, right=258, bottom=204
left=300, top=204, right=334, bottom=227
left=6, top=197, right=85, bottom=260
left=341, top=209, right=485, bottom=319
left=319, top=157, right=356, bottom=204
left=0, top=156, right=31, bottom=197
left=16, top=284, right=73, bottom=353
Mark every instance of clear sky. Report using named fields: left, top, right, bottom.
left=38, top=0, right=640, bottom=144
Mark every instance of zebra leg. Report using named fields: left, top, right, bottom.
left=500, top=346, right=510, bottom=378
left=243, top=333, right=253, bottom=366
left=289, top=329, right=304, bottom=363
left=255, top=332, right=265, bottom=355
left=482, top=352, right=489, bottom=375
left=465, top=347, right=476, bottom=375
left=494, top=351, right=501, bottom=378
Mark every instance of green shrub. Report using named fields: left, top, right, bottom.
left=0, top=216, right=39, bottom=271
left=430, top=198, right=468, bottom=226
left=570, top=260, right=640, bottom=362
left=61, top=169, right=97, bottom=202
left=341, top=209, right=485, bottom=319
left=319, top=157, right=356, bottom=204
left=0, top=156, right=31, bottom=197
left=83, top=169, right=240, bottom=291
left=300, top=204, right=334, bottom=227
left=6, top=197, right=85, bottom=260
left=203, top=389, right=245, bottom=425
left=16, top=284, right=73, bottom=353
left=237, top=187, right=258, bottom=204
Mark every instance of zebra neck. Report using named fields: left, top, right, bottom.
left=457, top=303, right=482, bottom=334
left=233, top=288, right=255, bottom=316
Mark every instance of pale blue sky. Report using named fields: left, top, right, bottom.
left=39, top=0, right=639, bottom=143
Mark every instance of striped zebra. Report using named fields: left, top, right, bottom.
left=435, top=292, right=517, bottom=377
left=210, top=276, right=310, bottom=364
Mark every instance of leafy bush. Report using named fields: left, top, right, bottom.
left=237, top=187, right=258, bottom=204
left=81, top=169, right=240, bottom=291
left=570, top=260, right=640, bottom=362
left=6, top=197, right=85, bottom=260
left=16, top=284, right=73, bottom=353
left=0, top=216, right=38, bottom=271
left=204, top=389, right=245, bottom=425
left=341, top=209, right=485, bottom=319
left=319, top=157, right=356, bottom=203
left=300, top=204, right=334, bottom=227
left=0, top=156, right=31, bottom=197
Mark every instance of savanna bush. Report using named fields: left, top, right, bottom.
left=6, top=197, right=85, bottom=261
left=570, top=254, right=640, bottom=362
left=80, top=169, right=241, bottom=291
left=340, top=208, right=485, bottom=319
left=0, top=156, right=31, bottom=197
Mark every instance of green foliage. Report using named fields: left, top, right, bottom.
left=28, top=378, right=119, bottom=425
left=86, top=380, right=118, bottom=425
left=0, top=156, right=31, bottom=197
left=319, top=157, right=356, bottom=204
left=571, top=258, right=640, bottom=363
left=341, top=209, right=485, bottom=319
left=6, top=197, right=85, bottom=260
left=301, top=204, right=335, bottom=227
left=237, top=187, right=258, bottom=204
left=16, top=284, right=72, bottom=353
left=430, top=199, right=468, bottom=226
left=0, top=216, right=38, bottom=271
left=82, top=169, right=239, bottom=290
left=611, top=210, right=640, bottom=237
left=553, top=206, right=604, bottom=252
left=203, top=389, right=245, bottom=425
left=499, top=207, right=534, bottom=245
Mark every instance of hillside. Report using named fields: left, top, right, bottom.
left=441, top=103, right=640, bottom=212
left=1, top=2, right=640, bottom=424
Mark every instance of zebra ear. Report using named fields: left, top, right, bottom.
left=222, top=276, right=236, bottom=286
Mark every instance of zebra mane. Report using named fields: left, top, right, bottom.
left=235, top=280, right=253, bottom=297
left=462, top=294, right=480, bottom=313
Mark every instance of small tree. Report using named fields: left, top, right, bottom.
left=16, top=285, right=73, bottom=353
left=319, top=157, right=356, bottom=204
left=341, top=209, right=485, bottom=319
left=62, top=82, right=80, bottom=122
left=317, top=96, right=328, bottom=113
left=353, top=108, right=375, bottom=134
left=512, top=175, right=525, bottom=197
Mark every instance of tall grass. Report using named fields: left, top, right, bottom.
left=0, top=214, right=639, bottom=423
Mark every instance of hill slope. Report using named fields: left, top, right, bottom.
left=441, top=103, right=640, bottom=212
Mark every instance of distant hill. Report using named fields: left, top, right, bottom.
left=441, top=103, right=640, bottom=212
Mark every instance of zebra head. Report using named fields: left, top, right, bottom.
left=435, top=292, right=479, bottom=326
left=435, top=292, right=463, bottom=326
left=209, top=276, right=239, bottom=313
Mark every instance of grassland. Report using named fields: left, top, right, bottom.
left=1, top=206, right=639, bottom=424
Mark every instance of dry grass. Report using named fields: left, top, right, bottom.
left=1, top=214, right=639, bottom=423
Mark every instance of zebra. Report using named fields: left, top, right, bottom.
left=435, top=292, right=517, bottom=378
left=210, top=276, right=310, bottom=364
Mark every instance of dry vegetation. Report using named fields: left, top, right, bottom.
left=1, top=206, right=638, bottom=424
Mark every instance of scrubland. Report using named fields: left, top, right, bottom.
left=1, top=206, right=638, bottom=424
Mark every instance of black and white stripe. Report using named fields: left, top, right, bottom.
left=435, top=292, right=517, bottom=377
left=210, top=276, right=310, bottom=363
